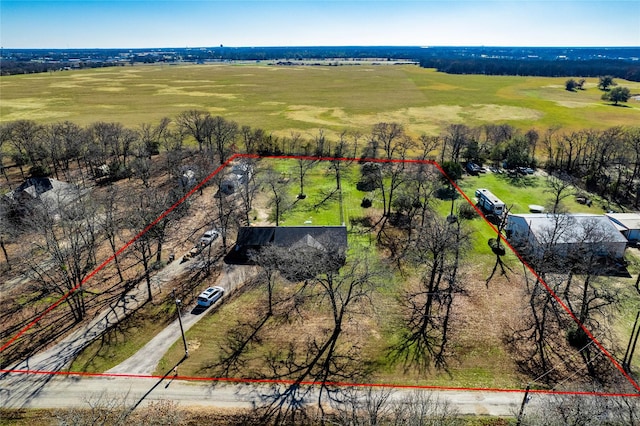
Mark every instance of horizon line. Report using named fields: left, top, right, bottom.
left=3, top=45, right=640, bottom=50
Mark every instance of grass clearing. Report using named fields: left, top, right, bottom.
left=154, top=158, right=534, bottom=388
left=67, top=297, right=178, bottom=373
left=2, top=64, right=637, bottom=136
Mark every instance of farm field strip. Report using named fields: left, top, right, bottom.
left=2, top=64, right=639, bottom=136
left=1, top=153, right=638, bottom=397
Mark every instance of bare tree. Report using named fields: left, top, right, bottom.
left=54, top=391, right=130, bottom=426
left=208, top=171, right=240, bottom=255
left=257, top=256, right=378, bottom=423
left=389, top=390, right=460, bottom=425
left=522, top=392, right=640, bottom=426
left=0, top=123, right=11, bottom=182
left=485, top=205, right=513, bottom=287
left=84, top=122, right=136, bottom=180
left=262, top=167, right=292, bottom=226
left=53, top=391, right=184, bottom=426
left=210, top=115, right=238, bottom=163
left=390, top=213, right=469, bottom=372
left=26, top=185, right=98, bottom=322
left=5, top=119, right=46, bottom=177
left=175, top=110, right=212, bottom=153
left=372, top=122, right=405, bottom=159
left=124, top=187, right=186, bottom=301
left=138, top=117, right=170, bottom=156
left=43, top=121, right=84, bottom=180
left=295, top=157, right=317, bottom=199
left=329, top=386, right=395, bottom=426
left=443, top=124, right=477, bottom=164
left=99, top=184, right=125, bottom=283
left=418, top=134, right=440, bottom=161
left=0, top=200, right=16, bottom=269
left=545, top=173, right=575, bottom=213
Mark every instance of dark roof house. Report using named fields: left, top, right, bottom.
left=225, top=226, right=348, bottom=267
left=2, top=177, right=83, bottom=216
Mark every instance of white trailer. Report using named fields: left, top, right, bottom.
left=475, top=188, right=505, bottom=215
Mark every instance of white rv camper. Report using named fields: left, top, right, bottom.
left=475, top=188, right=505, bottom=215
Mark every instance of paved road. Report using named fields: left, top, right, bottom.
left=0, top=373, right=528, bottom=416
left=0, top=242, right=255, bottom=409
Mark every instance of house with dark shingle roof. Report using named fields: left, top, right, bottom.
left=2, top=177, right=83, bottom=216
left=225, top=225, right=347, bottom=265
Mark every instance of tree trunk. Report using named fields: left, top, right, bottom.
left=0, top=237, right=10, bottom=269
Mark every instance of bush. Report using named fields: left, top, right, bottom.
left=567, top=326, right=590, bottom=348
left=361, top=198, right=372, bottom=208
left=458, top=203, right=477, bottom=220
left=29, top=164, right=51, bottom=177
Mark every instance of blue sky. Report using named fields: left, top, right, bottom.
left=1, top=1, right=639, bottom=48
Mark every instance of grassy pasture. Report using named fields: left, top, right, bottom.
left=62, top=156, right=640, bottom=388
left=1, top=64, right=638, bottom=139
left=6, top=64, right=640, bottom=390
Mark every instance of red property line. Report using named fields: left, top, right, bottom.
left=2, top=368, right=639, bottom=398
left=1, top=153, right=639, bottom=396
left=0, top=158, right=234, bottom=354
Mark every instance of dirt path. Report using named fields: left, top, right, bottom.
left=106, top=263, right=256, bottom=376
left=0, top=241, right=253, bottom=406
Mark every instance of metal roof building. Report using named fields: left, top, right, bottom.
left=605, top=213, right=640, bottom=242
left=505, top=213, right=627, bottom=260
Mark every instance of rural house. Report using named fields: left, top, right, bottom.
left=2, top=177, right=83, bottom=216
left=505, top=213, right=628, bottom=260
left=226, top=225, right=348, bottom=266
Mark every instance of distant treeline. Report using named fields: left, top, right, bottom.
left=2, top=46, right=640, bottom=80
left=419, top=57, right=640, bottom=82
left=0, top=60, right=120, bottom=76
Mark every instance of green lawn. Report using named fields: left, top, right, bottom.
left=62, top=156, right=640, bottom=389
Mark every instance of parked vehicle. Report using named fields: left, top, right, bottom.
left=199, top=229, right=219, bottom=246
left=197, top=286, right=224, bottom=307
left=475, top=188, right=505, bottom=215
left=517, top=166, right=535, bottom=175
left=466, top=162, right=481, bottom=175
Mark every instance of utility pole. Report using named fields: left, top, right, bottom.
left=172, top=289, right=189, bottom=358
left=626, top=310, right=640, bottom=372
left=516, top=383, right=531, bottom=426
left=623, top=311, right=640, bottom=371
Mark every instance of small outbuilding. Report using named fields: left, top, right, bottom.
left=605, top=213, right=640, bottom=243
left=220, top=161, right=253, bottom=195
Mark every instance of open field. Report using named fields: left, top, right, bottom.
left=3, top=63, right=640, bottom=406
left=102, top=157, right=637, bottom=392
left=1, top=152, right=638, bottom=411
left=1, top=64, right=639, bottom=139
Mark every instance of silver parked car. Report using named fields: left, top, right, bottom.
left=199, top=229, right=219, bottom=246
left=197, top=286, right=224, bottom=307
